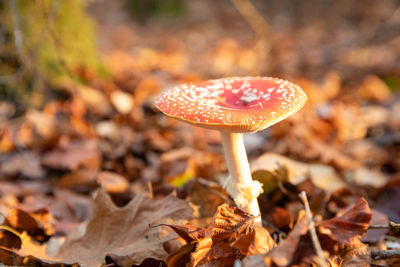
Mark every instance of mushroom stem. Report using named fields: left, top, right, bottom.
left=220, top=131, right=263, bottom=225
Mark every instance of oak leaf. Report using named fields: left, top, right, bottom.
left=56, top=189, right=193, bottom=267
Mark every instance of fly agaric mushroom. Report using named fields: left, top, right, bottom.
left=155, top=77, right=307, bottom=225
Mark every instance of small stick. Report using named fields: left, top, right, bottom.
left=368, top=222, right=400, bottom=233
left=371, top=250, right=400, bottom=260
left=299, top=191, right=327, bottom=267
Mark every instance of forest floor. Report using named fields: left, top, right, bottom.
left=1, top=0, right=400, bottom=266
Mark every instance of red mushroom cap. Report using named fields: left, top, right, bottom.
left=155, top=77, right=308, bottom=133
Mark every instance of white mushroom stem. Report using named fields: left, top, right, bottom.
left=220, top=131, right=263, bottom=225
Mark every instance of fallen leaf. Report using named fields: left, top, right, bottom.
left=134, top=76, right=161, bottom=106
left=265, top=210, right=309, bottom=267
left=0, top=126, right=15, bottom=153
left=319, top=198, right=372, bottom=245
left=242, top=255, right=266, bottom=267
left=49, top=189, right=93, bottom=235
left=42, top=139, right=101, bottom=171
left=96, top=171, right=129, bottom=193
left=357, top=75, right=391, bottom=102
left=232, top=226, right=273, bottom=256
left=110, top=89, right=135, bottom=114
left=272, top=207, right=294, bottom=231
left=78, top=85, right=112, bottom=116
left=183, top=178, right=229, bottom=219
left=6, top=208, right=49, bottom=239
left=157, top=224, right=206, bottom=243
left=361, top=209, right=389, bottom=243
left=166, top=203, right=275, bottom=267
left=107, top=255, right=167, bottom=267
left=251, top=153, right=346, bottom=193
left=56, top=189, right=193, bottom=267
left=25, top=110, right=56, bottom=140
left=0, top=227, right=60, bottom=265
left=57, top=168, right=98, bottom=189
left=1, top=152, right=44, bottom=179
left=347, top=168, right=387, bottom=188
left=95, top=120, right=121, bottom=142
left=375, top=179, right=400, bottom=222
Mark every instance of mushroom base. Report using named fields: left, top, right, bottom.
left=220, top=131, right=263, bottom=225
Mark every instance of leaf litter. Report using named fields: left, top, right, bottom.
left=1, top=1, right=400, bottom=266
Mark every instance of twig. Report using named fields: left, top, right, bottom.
left=371, top=250, right=400, bottom=260
left=369, top=221, right=400, bottom=234
left=299, top=191, right=327, bottom=267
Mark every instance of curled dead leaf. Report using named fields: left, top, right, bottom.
left=166, top=203, right=275, bottom=267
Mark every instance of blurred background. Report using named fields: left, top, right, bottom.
left=1, top=0, right=400, bottom=259
left=1, top=0, right=400, bottom=108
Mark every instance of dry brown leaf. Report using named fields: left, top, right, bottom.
left=319, top=198, right=372, bottom=245
left=157, top=224, right=206, bottom=243
left=183, top=178, right=229, bottom=219
left=134, top=76, right=161, bottom=106
left=57, top=168, right=98, bottom=189
left=231, top=226, right=273, bottom=256
left=348, top=168, right=387, bottom=188
left=0, top=228, right=60, bottom=265
left=251, top=153, right=346, bottom=193
left=356, top=75, right=391, bottom=102
left=49, top=189, right=93, bottom=235
left=0, top=125, right=15, bottom=153
left=6, top=208, right=52, bottom=239
left=272, top=207, right=294, bottom=230
left=16, top=231, right=58, bottom=262
left=25, top=110, right=56, bottom=140
left=265, top=199, right=372, bottom=266
left=107, top=255, right=167, bottom=267
left=96, top=171, right=129, bottom=193
left=265, top=210, right=309, bottom=267
left=78, top=85, right=112, bottom=116
left=56, top=189, right=192, bottom=267
left=42, top=139, right=101, bottom=171
left=110, top=89, right=135, bottom=114
left=375, top=179, right=400, bottom=222
left=166, top=203, right=275, bottom=267
left=1, top=152, right=44, bottom=179
left=361, top=209, right=389, bottom=243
